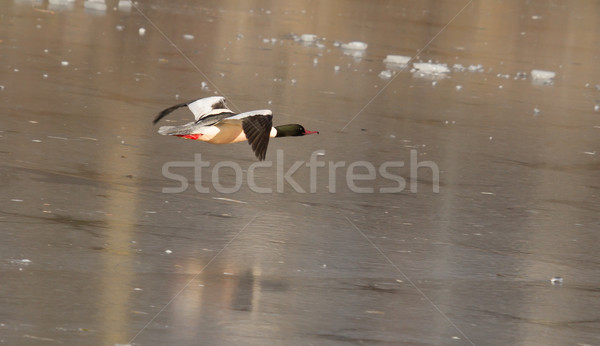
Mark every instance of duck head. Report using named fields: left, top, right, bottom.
left=275, top=124, right=319, bottom=137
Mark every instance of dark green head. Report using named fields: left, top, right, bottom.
left=274, top=124, right=319, bottom=137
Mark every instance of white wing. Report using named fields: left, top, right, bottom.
left=222, top=109, right=273, bottom=121
left=187, top=96, right=231, bottom=121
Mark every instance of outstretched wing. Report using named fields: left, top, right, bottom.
left=153, top=96, right=230, bottom=124
left=188, top=96, right=230, bottom=121
left=240, top=111, right=273, bottom=161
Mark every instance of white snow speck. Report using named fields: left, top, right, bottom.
left=115, top=25, right=124, bottom=31
left=378, top=70, right=393, bottom=79
left=340, top=41, right=368, bottom=50
left=165, top=249, right=172, bottom=254
left=183, top=34, right=194, bottom=40
left=594, top=104, right=599, bottom=112
left=455, top=85, right=463, bottom=91
left=334, top=65, right=340, bottom=72
left=61, top=61, right=69, bottom=66
left=299, top=34, right=318, bottom=42
left=533, top=107, right=541, bottom=114
left=467, top=64, right=484, bottom=72
left=452, top=63, right=465, bottom=72
left=531, top=15, right=542, bottom=20
left=84, top=0, right=107, bottom=11
left=550, top=277, right=563, bottom=285
left=413, top=62, right=450, bottom=74
left=531, top=69, right=555, bottom=80
left=138, top=27, right=146, bottom=36
left=383, top=55, right=411, bottom=66
left=118, top=0, right=133, bottom=11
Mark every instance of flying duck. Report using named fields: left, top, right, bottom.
left=153, top=96, right=318, bottom=160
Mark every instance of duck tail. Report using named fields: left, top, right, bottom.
left=157, top=123, right=197, bottom=136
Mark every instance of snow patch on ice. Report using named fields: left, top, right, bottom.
left=383, top=55, right=410, bottom=67
left=340, top=41, right=368, bottom=50
left=531, top=69, right=556, bottom=80
left=413, top=62, right=450, bottom=74
left=378, top=70, right=393, bottom=79
left=299, top=34, right=318, bottom=42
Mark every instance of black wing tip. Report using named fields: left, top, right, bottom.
left=152, top=101, right=191, bottom=125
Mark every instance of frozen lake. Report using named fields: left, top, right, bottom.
left=1, top=0, right=599, bottom=345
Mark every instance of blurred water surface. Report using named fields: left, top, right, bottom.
left=1, top=0, right=599, bottom=345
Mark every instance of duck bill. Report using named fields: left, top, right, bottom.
left=303, top=129, right=319, bottom=135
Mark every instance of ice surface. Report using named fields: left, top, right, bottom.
left=413, top=62, right=450, bottom=74
left=531, top=69, right=556, bottom=80
left=340, top=41, right=368, bottom=50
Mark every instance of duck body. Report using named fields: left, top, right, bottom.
left=153, top=96, right=318, bottom=160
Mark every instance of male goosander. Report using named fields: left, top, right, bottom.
left=153, top=96, right=318, bottom=161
